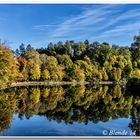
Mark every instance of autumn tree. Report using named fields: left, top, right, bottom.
left=0, top=43, right=19, bottom=88
left=28, top=60, right=41, bottom=81
left=70, top=64, right=85, bottom=82
left=41, top=69, right=50, bottom=80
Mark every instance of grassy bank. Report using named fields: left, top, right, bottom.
left=9, top=80, right=124, bottom=87
left=0, top=80, right=129, bottom=89
left=10, top=81, right=90, bottom=87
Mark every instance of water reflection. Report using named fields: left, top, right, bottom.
left=0, top=85, right=140, bottom=136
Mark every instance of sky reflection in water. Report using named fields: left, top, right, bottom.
left=0, top=85, right=139, bottom=136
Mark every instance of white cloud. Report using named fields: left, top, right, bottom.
left=50, top=5, right=117, bottom=38
left=32, top=5, right=118, bottom=35
left=32, top=4, right=140, bottom=46
left=94, top=20, right=140, bottom=41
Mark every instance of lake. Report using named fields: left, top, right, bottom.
left=0, top=84, right=140, bottom=136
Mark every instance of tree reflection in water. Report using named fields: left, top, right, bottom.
left=0, top=85, right=140, bottom=135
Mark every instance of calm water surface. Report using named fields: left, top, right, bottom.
left=0, top=85, right=140, bottom=136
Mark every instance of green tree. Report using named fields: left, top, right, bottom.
left=112, top=68, right=122, bottom=81
left=57, top=54, right=73, bottom=70
left=130, top=35, right=140, bottom=68
left=26, top=44, right=32, bottom=51
left=71, top=64, right=85, bottom=81
left=47, top=42, right=56, bottom=56
left=123, top=63, right=133, bottom=80
left=19, top=43, right=26, bottom=56
left=25, top=48, right=41, bottom=65
left=75, top=60, right=93, bottom=80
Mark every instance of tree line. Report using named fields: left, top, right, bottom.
left=1, top=34, right=140, bottom=87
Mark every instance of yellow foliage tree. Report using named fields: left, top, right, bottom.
left=42, top=69, right=50, bottom=80
left=133, top=68, right=140, bottom=78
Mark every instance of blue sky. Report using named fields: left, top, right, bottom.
left=0, top=4, right=140, bottom=50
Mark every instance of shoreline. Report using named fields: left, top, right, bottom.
left=10, top=81, right=116, bottom=87
left=10, top=81, right=90, bottom=87
left=0, top=80, right=129, bottom=89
